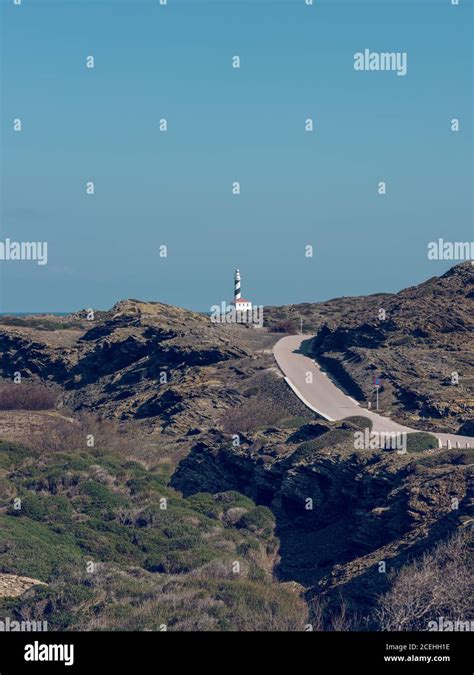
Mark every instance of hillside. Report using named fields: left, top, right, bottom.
left=0, top=264, right=472, bottom=631
left=266, top=262, right=474, bottom=434
left=0, top=300, right=280, bottom=436
left=171, top=421, right=473, bottom=624
left=0, top=438, right=306, bottom=630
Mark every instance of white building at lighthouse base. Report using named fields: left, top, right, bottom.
left=232, top=298, right=252, bottom=312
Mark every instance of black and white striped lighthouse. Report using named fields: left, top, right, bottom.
left=232, top=268, right=252, bottom=312
left=234, top=268, right=242, bottom=302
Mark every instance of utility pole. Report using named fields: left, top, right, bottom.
left=300, top=317, right=303, bottom=335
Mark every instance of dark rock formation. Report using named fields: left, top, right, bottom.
left=171, top=425, right=473, bottom=618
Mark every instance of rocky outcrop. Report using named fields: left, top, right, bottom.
left=0, top=300, right=255, bottom=433
left=0, top=574, right=46, bottom=598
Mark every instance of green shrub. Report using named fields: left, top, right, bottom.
left=287, top=422, right=330, bottom=444
left=196, top=579, right=308, bottom=631
left=342, top=416, right=374, bottom=431
left=406, top=432, right=438, bottom=453
left=236, top=538, right=260, bottom=555
left=0, top=441, right=38, bottom=468
left=71, top=521, right=136, bottom=562
left=144, top=547, right=216, bottom=574
left=126, top=473, right=168, bottom=495
left=237, top=506, right=275, bottom=534
left=8, top=494, right=73, bottom=523
left=279, top=416, right=314, bottom=429
left=0, top=439, right=293, bottom=632
left=78, top=481, right=130, bottom=517
left=413, top=447, right=474, bottom=468
left=294, top=428, right=353, bottom=460
left=50, top=453, right=95, bottom=471
left=186, top=492, right=222, bottom=518
left=214, top=491, right=255, bottom=510
left=0, top=515, right=82, bottom=580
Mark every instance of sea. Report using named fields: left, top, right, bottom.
left=0, top=312, right=71, bottom=317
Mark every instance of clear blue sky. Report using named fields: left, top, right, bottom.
left=1, top=0, right=472, bottom=312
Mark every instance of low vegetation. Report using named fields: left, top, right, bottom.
left=405, top=432, right=439, bottom=453
left=0, top=382, right=59, bottom=411
left=218, top=397, right=287, bottom=434
left=0, top=438, right=307, bottom=631
left=293, top=428, right=354, bottom=461
left=342, top=416, right=374, bottom=431
left=0, top=316, right=84, bottom=331
left=375, top=531, right=472, bottom=631
left=269, top=320, right=299, bottom=335
left=412, top=447, right=473, bottom=469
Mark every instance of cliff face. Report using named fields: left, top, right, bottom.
left=266, top=263, right=474, bottom=434
left=171, top=422, right=473, bottom=616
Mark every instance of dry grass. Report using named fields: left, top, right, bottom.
left=218, top=397, right=286, bottom=434
left=270, top=319, right=299, bottom=335
left=25, top=412, right=165, bottom=466
left=375, top=530, right=473, bottom=631
left=307, top=594, right=358, bottom=631
left=0, top=382, right=59, bottom=411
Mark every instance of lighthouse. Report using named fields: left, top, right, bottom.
left=232, top=268, right=252, bottom=312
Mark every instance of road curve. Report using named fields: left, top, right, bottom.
left=273, top=334, right=472, bottom=448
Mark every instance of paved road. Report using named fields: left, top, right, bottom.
left=274, top=335, right=472, bottom=448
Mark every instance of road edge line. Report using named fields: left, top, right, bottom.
left=283, top=376, right=336, bottom=422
